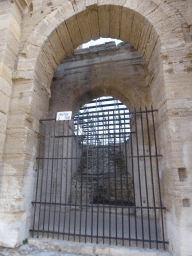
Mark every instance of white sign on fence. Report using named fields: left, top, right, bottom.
left=56, top=111, right=72, bottom=121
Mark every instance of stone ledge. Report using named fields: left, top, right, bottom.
left=60, top=42, right=138, bottom=67
left=71, top=42, right=134, bottom=58
left=28, top=238, right=172, bottom=256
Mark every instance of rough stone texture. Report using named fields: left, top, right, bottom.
left=49, top=42, right=149, bottom=115
left=0, top=242, right=92, bottom=256
left=0, top=239, right=171, bottom=256
left=0, top=0, right=191, bottom=255
left=70, top=145, right=134, bottom=206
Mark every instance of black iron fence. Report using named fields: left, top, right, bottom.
left=30, top=106, right=168, bottom=249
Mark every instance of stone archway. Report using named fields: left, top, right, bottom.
left=1, top=1, right=191, bottom=255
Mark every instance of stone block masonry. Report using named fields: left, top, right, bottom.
left=49, top=42, right=149, bottom=116
left=70, top=144, right=134, bottom=207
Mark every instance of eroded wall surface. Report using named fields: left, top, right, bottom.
left=49, top=42, right=149, bottom=115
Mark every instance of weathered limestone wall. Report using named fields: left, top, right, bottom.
left=49, top=42, right=149, bottom=115
left=0, top=0, right=34, bottom=161
left=0, top=0, right=34, bottom=248
left=0, top=0, right=191, bottom=255
left=154, top=5, right=192, bottom=253
left=0, top=0, right=23, bottom=168
left=70, top=144, right=134, bottom=207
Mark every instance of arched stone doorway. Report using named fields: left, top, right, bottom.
left=1, top=1, right=191, bottom=256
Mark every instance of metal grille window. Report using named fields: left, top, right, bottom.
left=31, top=97, right=168, bottom=249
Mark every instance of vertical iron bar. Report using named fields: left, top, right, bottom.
left=96, top=116, right=99, bottom=244
left=151, top=105, right=166, bottom=249
left=58, top=120, right=65, bottom=239
left=37, top=121, right=47, bottom=237
left=108, top=110, right=111, bottom=245
left=68, top=120, right=74, bottom=241
left=130, top=108, right=138, bottom=246
left=134, top=107, right=145, bottom=248
left=102, top=112, right=105, bottom=244
left=85, top=112, right=89, bottom=243
left=53, top=120, right=61, bottom=238
left=79, top=117, right=84, bottom=242
left=145, top=106, right=158, bottom=249
left=91, top=113, right=95, bottom=243
left=32, top=120, right=43, bottom=238
left=63, top=120, right=70, bottom=239
left=119, top=109, right=124, bottom=246
left=42, top=120, right=54, bottom=238
left=140, top=106, right=151, bottom=248
left=74, top=113, right=79, bottom=241
left=113, top=109, right=118, bottom=246
left=47, top=118, right=56, bottom=238
left=124, top=110, right=131, bottom=246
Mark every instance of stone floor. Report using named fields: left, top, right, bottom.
left=0, top=239, right=172, bottom=256
left=0, top=209, right=168, bottom=256
left=32, top=208, right=164, bottom=249
left=0, top=244, right=92, bottom=256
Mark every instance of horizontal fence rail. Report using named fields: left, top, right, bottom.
left=31, top=105, right=168, bottom=250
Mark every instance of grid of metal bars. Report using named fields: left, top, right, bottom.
left=31, top=101, right=168, bottom=249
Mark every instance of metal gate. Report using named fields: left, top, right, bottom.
left=31, top=105, right=168, bottom=249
